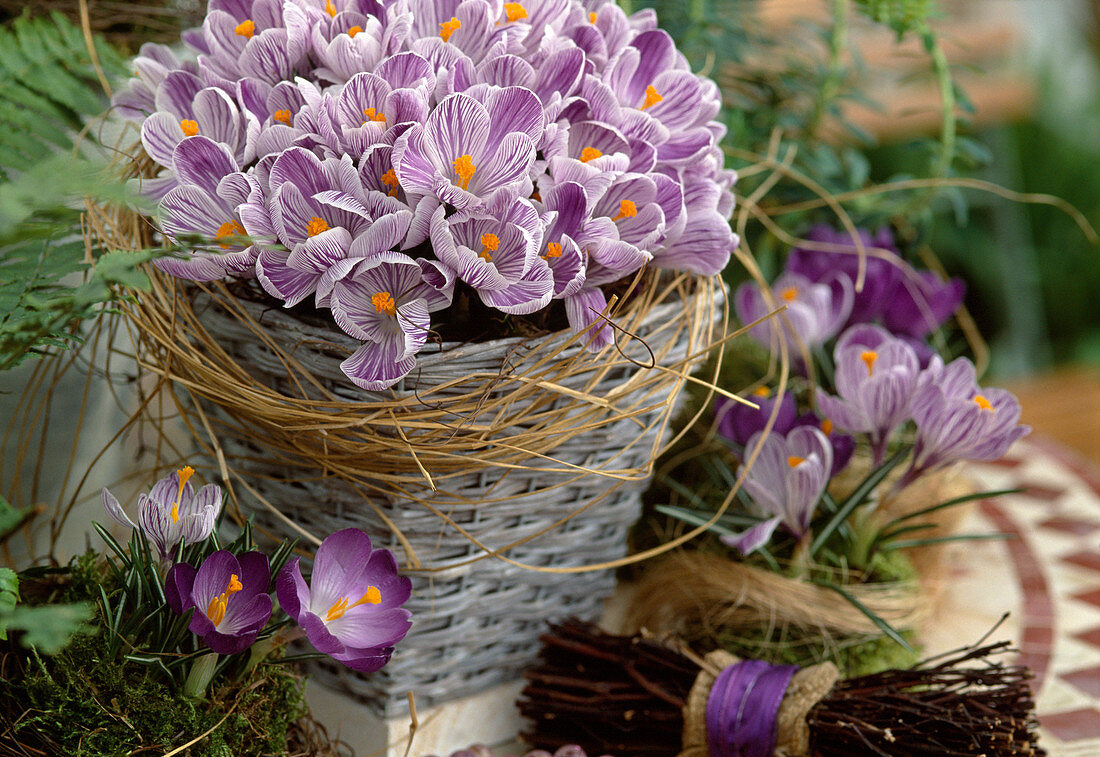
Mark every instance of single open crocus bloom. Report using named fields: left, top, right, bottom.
left=907, top=356, right=1030, bottom=476
left=721, top=426, right=833, bottom=555
left=734, top=271, right=853, bottom=355
left=103, top=466, right=222, bottom=562
left=816, top=325, right=922, bottom=464
left=166, top=550, right=274, bottom=655
left=277, top=528, right=412, bottom=673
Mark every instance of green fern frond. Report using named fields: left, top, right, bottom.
left=0, top=13, right=148, bottom=372
left=0, top=12, right=125, bottom=179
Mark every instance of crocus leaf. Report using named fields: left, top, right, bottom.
left=810, top=446, right=910, bottom=558
left=813, top=578, right=914, bottom=653
left=886, top=533, right=1012, bottom=550
left=881, top=488, right=1022, bottom=532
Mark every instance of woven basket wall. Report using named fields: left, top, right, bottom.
left=124, top=270, right=725, bottom=716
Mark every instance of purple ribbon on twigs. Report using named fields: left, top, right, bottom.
left=704, top=659, right=799, bottom=757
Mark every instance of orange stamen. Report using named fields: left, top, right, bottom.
left=780, top=286, right=798, bottom=302
left=306, top=216, right=329, bottom=237
left=479, top=232, right=500, bottom=261
left=579, top=146, right=603, bottom=163
left=589, top=11, right=597, bottom=23
left=752, top=386, right=771, bottom=397
left=234, top=19, right=255, bottom=38
left=324, top=586, right=382, bottom=621
left=180, top=119, right=199, bottom=136
left=170, top=466, right=195, bottom=523
left=206, top=573, right=243, bottom=626
left=372, top=291, right=396, bottom=316
left=503, top=2, right=527, bottom=21
left=324, top=0, right=336, bottom=17
left=215, top=220, right=246, bottom=250
left=641, top=84, right=663, bottom=110
left=545, top=242, right=563, bottom=259
left=821, top=418, right=834, bottom=435
left=348, top=25, right=362, bottom=37
left=974, top=395, right=994, bottom=412
left=362, top=107, right=386, bottom=124
left=453, top=154, right=476, bottom=190
left=440, top=16, right=461, bottom=41
left=273, top=109, right=292, bottom=125
left=860, top=350, right=878, bottom=376
left=381, top=168, right=400, bottom=197
left=612, top=199, right=637, bottom=221
left=787, top=456, right=806, bottom=468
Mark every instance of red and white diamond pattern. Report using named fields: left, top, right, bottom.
left=952, top=437, right=1100, bottom=753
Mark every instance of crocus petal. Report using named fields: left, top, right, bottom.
left=102, top=488, right=136, bottom=530
left=166, top=562, right=198, bottom=614
left=720, top=517, right=782, bottom=555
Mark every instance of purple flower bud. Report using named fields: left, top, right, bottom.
left=166, top=550, right=273, bottom=655
left=277, top=528, right=412, bottom=673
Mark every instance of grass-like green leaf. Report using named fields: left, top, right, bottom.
left=813, top=578, right=914, bottom=653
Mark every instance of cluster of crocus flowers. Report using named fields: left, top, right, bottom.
left=102, top=467, right=412, bottom=674
left=115, top=0, right=737, bottom=389
left=734, top=225, right=965, bottom=363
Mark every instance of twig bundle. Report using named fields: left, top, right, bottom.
left=521, top=620, right=1044, bottom=757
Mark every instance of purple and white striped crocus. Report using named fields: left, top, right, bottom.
left=393, top=88, right=543, bottom=210
left=141, top=73, right=252, bottom=171
left=102, top=466, right=222, bottom=563
left=428, top=196, right=554, bottom=315
left=816, top=324, right=922, bottom=464
left=277, top=528, right=412, bottom=673
left=156, top=136, right=258, bottom=281
left=253, top=147, right=414, bottom=307
left=905, top=356, right=1030, bottom=479
left=734, top=271, right=853, bottom=355
left=721, top=426, right=833, bottom=555
left=326, top=252, right=455, bottom=390
left=166, top=550, right=274, bottom=655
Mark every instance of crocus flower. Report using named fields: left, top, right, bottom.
left=326, top=252, right=454, bottom=390
left=277, top=528, right=412, bottom=673
left=141, top=74, right=252, bottom=170
left=734, top=271, right=853, bottom=354
left=721, top=426, right=833, bottom=555
left=907, top=356, right=1030, bottom=477
left=392, top=88, right=543, bottom=210
left=156, top=136, right=258, bottom=281
left=785, top=225, right=903, bottom=328
left=102, top=466, right=222, bottom=562
left=714, top=388, right=799, bottom=448
left=166, top=550, right=274, bottom=654
left=714, top=390, right=852, bottom=475
left=816, top=325, right=921, bottom=464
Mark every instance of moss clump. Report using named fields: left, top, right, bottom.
left=11, top=629, right=306, bottom=756
left=2, top=559, right=308, bottom=757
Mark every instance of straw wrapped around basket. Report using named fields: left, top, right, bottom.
left=114, top=250, right=725, bottom=714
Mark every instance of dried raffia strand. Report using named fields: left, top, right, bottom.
left=774, top=663, right=840, bottom=756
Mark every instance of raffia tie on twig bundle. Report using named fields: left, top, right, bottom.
left=681, top=650, right=839, bottom=757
